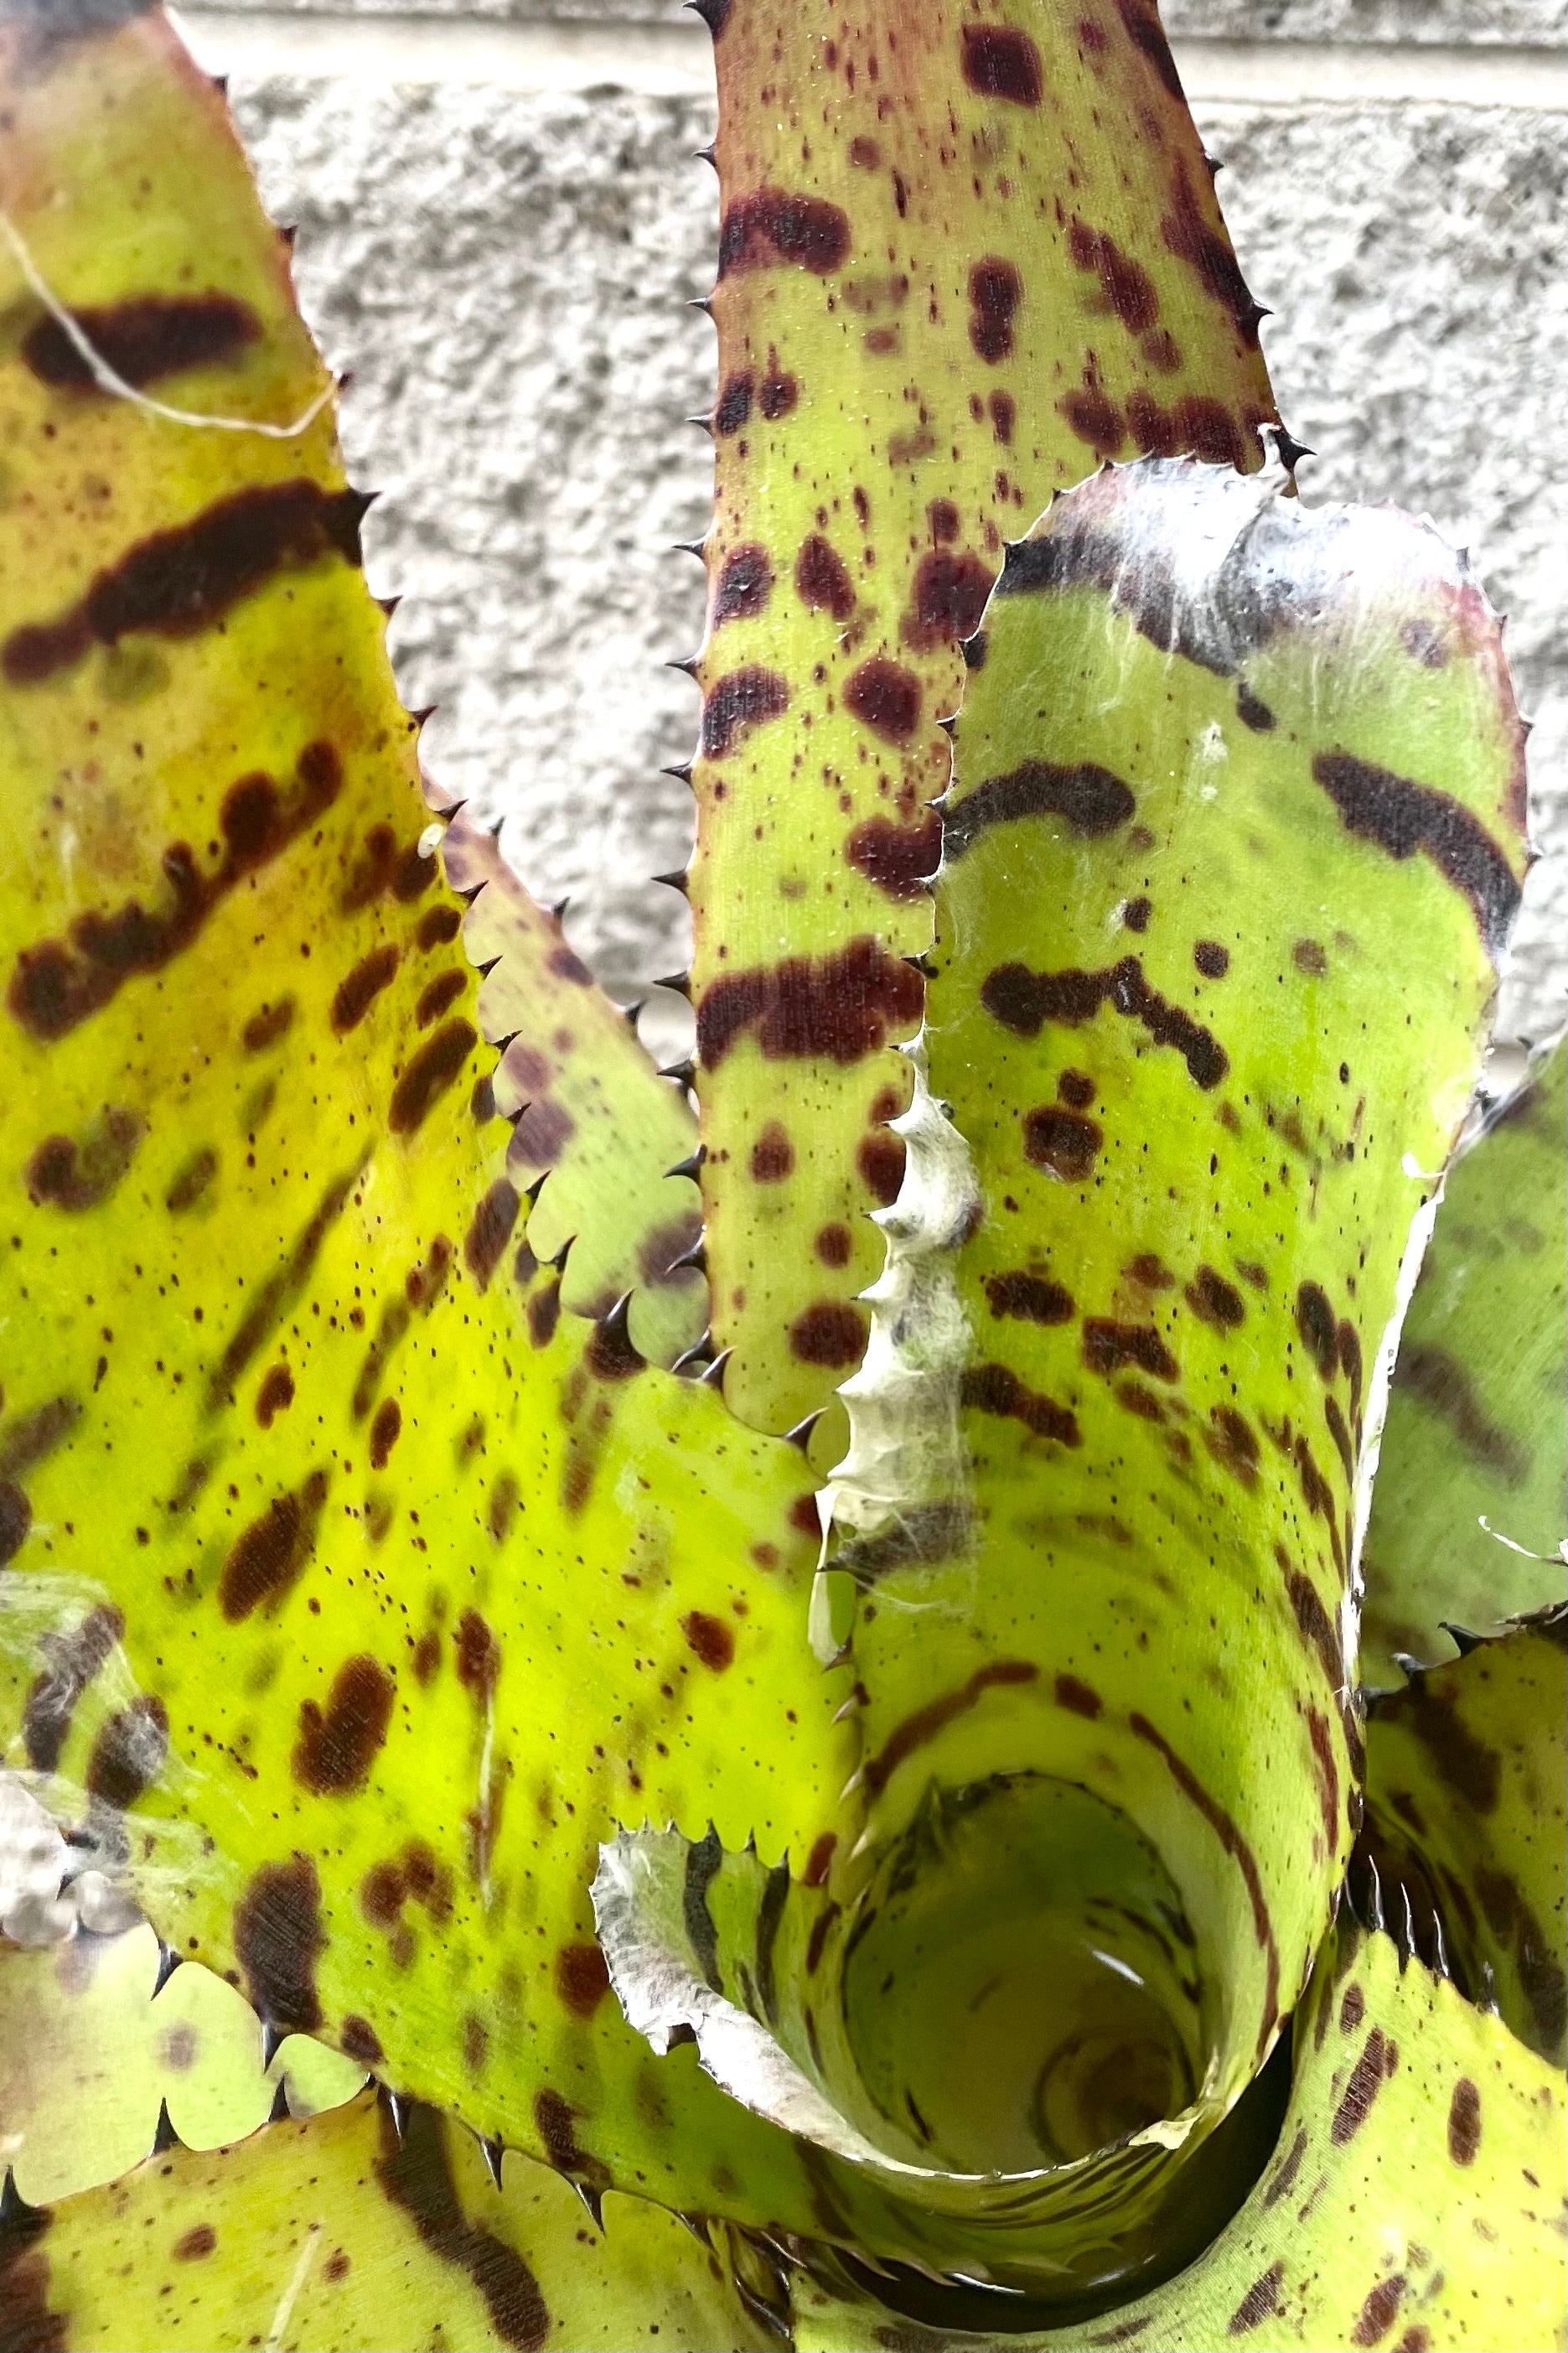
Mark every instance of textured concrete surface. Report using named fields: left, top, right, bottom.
left=205, top=0, right=1568, bottom=33
left=226, top=44, right=1566, bottom=1050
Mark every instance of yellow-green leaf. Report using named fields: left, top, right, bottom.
left=1362, top=1606, right=1566, bottom=2065
left=0, top=3, right=856, bottom=2234
left=690, top=0, right=1277, bottom=1436
left=789, top=1925, right=1568, bottom=2352
left=0, top=2087, right=777, bottom=2352
left=0, top=1921, right=364, bottom=2205
left=793, top=454, right=1527, bottom=2283
left=1361, top=1040, right=1566, bottom=1686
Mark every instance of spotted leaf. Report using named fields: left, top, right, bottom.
left=1360, top=1605, right=1566, bottom=2065
left=0, top=2, right=855, bottom=2235
left=1361, top=1040, right=1566, bottom=1687
left=789, top=1924, right=1568, bottom=2351
left=804, top=454, right=1528, bottom=2280
left=0, top=1920, right=364, bottom=2205
left=0, top=2086, right=778, bottom=2353
left=689, top=0, right=1277, bottom=1437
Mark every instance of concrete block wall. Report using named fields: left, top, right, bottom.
left=184, top=2, right=1565, bottom=1050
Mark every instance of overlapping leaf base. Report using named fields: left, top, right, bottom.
left=790, top=1925, right=1568, bottom=2350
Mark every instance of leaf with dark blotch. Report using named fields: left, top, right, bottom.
left=819, top=453, right=1529, bottom=2278
left=788, top=1925, right=1566, bottom=2351
left=690, top=0, right=1277, bottom=1438
left=0, top=6, right=852, bottom=2242
left=1361, top=1606, right=1566, bottom=2065
left=1361, top=1040, right=1565, bottom=1684
left=0, top=2086, right=774, bottom=2352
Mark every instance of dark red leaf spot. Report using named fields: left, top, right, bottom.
left=556, top=1942, right=612, bottom=2019
left=369, top=1398, right=402, bottom=1470
left=701, top=666, right=791, bottom=758
left=332, top=945, right=400, bottom=1035
left=697, top=937, right=922, bottom=1069
left=750, top=1122, right=794, bottom=1182
left=389, top=1020, right=478, bottom=1135
left=1084, top=1320, right=1178, bottom=1381
left=3, top=481, right=366, bottom=687
left=960, top=23, right=1043, bottom=103
left=293, top=1656, right=395, bottom=1795
left=904, top=549, right=995, bottom=651
left=416, top=967, right=467, bottom=1029
left=1067, top=219, right=1158, bottom=333
left=961, top=1363, right=1081, bottom=1448
left=864, top=1661, right=1038, bottom=1797
left=794, top=533, right=856, bottom=621
left=1023, top=1104, right=1102, bottom=1182
left=844, top=657, right=922, bottom=743
left=340, top=2014, right=384, bottom=2066
left=1447, top=2076, right=1481, bottom=2165
left=1054, top=1673, right=1101, bottom=1718
left=1228, top=2259, right=1284, bottom=2334
left=464, top=1179, right=520, bottom=1294
left=1312, top=750, right=1520, bottom=959
left=714, top=371, right=753, bottom=435
left=1187, top=1265, right=1245, bottom=1329
left=719, top=187, right=850, bottom=276
left=712, top=543, right=773, bottom=627
left=85, top=1695, right=168, bottom=1809
left=844, top=810, right=941, bottom=899
left=857, top=1128, right=906, bottom=1205
left=455, top=1609, right=500, bottom=1703
left=220, top=1472, right=327, bottom=1622
left=968, top=257, right=1022, bottom=361
left=985, top=1272, right=1074, bottom=1324
left=235, top=1855, right=326, bottom=2033
left=1351, top=2274, right=1408, bottom=2348
left=681, top=1609, right=736, bottom=1671
left=24, top=293, right=260, bottom=390
left=788, top=1302, right=866, bottom=1366
left=242, top=997, right=295, bottom=1052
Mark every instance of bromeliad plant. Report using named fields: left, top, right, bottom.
left=0, top=2, right=1561, bottom=2347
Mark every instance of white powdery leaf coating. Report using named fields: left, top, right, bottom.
left=0, top=1771, right=69, bottom=1935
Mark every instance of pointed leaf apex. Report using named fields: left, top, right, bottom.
left=150, top=2098, right=179, bottom=2157
left=267, top=2076, right=291, bottom=2125
left=655, top=971, right=693, bottom=1001
left=666, top=1145, right=706, bottom=1181
left=783, top=1409, right=823, bottom=1453
left=652, top=869, right=691, bottom=895
left=661, top=761, right=696, bottom=787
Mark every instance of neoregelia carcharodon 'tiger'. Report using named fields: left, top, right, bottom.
left=0, top=2, right=1560, bottom=2350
